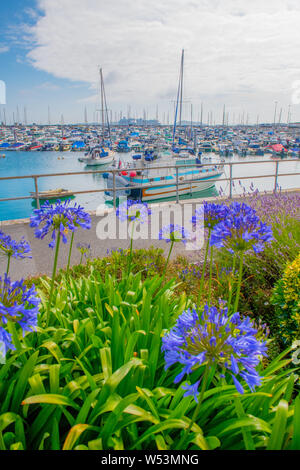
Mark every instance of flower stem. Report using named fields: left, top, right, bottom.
left=162, top=240, right=174, bottom=280
left=176, top=363, right=210, bottom=450
left=233, top=252, right=244, bottom=313
left=6, top=254, right=11, bottom=277
left=46, top=233, right=61, bottom=324
left=127, top=221, right=135, bottom=276
left=227, top=254, right=237, bottom=313
left=66, top=231, right=74, bottom=276
left=208, top=245, right=214, bottom=306
left=197, top=228, right=211, bottom=306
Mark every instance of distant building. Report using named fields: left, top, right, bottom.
left=118, top=117, right=160, bottom=126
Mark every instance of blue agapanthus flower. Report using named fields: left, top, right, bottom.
left=0, top=231, right=31, bottom=259
left=76, top=242, right=91, bottom=258
left=0, top=275, right=40, bottom=359
left=162, top=304, right=267, bottom=400
left=116, top=199, right=151, bottom=223
left=159, top=224, right=190, bottom=245
left=191, top=202, right=229, bottom=230
left=0, top=326, right=15, bottom=360
left=30, top=199, right=91, bottom=248
left=210, top=202, right=273, bottom=254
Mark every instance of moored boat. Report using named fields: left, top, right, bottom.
left=30, top=188, right=75, bottom=200
left=104, top=158, right=224, bottom=202
left=78, top=146, right=114, bottom=166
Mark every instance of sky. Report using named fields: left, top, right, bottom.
left=0, top=0, right=300, bottom=124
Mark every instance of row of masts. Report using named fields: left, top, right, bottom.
left=0, top=104, right=293, bottom=127
left=0, top=53, right=294, bottom=128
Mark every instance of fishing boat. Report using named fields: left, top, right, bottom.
left=104, top=157, right=224, bottom=202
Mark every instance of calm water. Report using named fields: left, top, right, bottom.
left=0, top=150, right=299, bottom=221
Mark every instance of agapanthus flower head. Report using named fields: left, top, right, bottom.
left=0, top=231, right=31, bottom=259
left=30, top=199, right=91, bottom=248
left=162, top=304, right=267, bottom=400
left=0, top=275, right=40, bottom=359
left=210, top=201, right=273, bottom=254
left=76, top=242, right=91, bottom=259
left=116, top=199, right=151, bottom=223
left=159, top=224, right=190, bottom=245
left=0, top=326, right=15, bottom=362
left=191, top=202, right=229, bottom=230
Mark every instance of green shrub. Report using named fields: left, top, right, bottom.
left=271, top=252, right=300, bottom=345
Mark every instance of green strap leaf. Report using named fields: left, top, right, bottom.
left=267, top=400, right=289, bottom=450
left=22, top=394, right=80, bottom=410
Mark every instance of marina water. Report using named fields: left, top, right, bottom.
left=0, top=150, right=299, bottom=221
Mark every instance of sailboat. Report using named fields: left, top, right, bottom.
left=104, top=50, right=223, bottom=202
left=79, top=68, right=115, bottom=166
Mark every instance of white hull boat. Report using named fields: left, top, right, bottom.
left=79, top=147, right=115, bottom=166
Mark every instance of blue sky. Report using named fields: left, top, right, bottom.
left=1, top=0, right=300, bottom=124
left=0, top=1, right=93, bottom=124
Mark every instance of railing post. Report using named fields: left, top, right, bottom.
left=229, top=163, right=233, bottom=199
left=176, top=167, right=179, bottom=203
left=34, top=176, right=40, bottom=209
left=113, top=170, right=117, bottom=209
left=274, top=160, right=279, bottom=193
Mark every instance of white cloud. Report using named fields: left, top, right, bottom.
left=36, top=81, right=61, bottom=90
left=0, top=46, right=9, bottom=54
left=24, top=0, right=300, bottom=121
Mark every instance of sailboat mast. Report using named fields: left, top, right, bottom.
left=179, top=49, right=184, bottom=126
left=172, top=49, right=185, bottom=149
left=99, top=68, right=105, bottom=143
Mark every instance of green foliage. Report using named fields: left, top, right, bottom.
left=212, top=213, right=300, bottom=355
left=2, top=197, right=300, bottom=450
left=1, top=268, right=300, bottom=450
left=26, top=246, right=165, bottom=293
left=271, top=252, right=300, bottom=345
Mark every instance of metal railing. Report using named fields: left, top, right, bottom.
left=0, top=159, right=299, bottom=211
